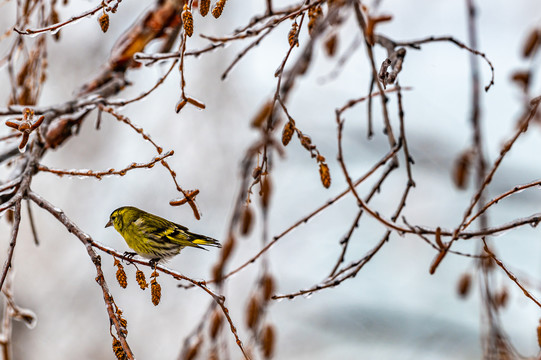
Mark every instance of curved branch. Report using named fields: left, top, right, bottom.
left=27, top=191, right=135, bottom=359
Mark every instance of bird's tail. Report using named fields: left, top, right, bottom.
left=190, top=233, right=221, bottom=248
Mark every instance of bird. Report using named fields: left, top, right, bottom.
left=105, top=206, right=221, bottom=263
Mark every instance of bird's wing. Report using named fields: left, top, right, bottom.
left=135, top=215, right=205, bottom=249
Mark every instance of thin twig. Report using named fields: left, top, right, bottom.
left=14, top=0, right=114, bottom=36
left=25, top=200, right=39, bottom=246
left=38, top=151, right=174, bottom=179
left=0, top=200, right=21, bottom=292
left=482, top=238, right=541, bottom=308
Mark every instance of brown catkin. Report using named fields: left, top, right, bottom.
left=184, top=346, right=198, bottom=360
left=288, top=23, right=299, bottom=47
left=523, top=29, right=540, bottom=58
left=511, top=71, right=530, bottom=91
left=220, top=235, right=236, bottom=263
left=212, top=0, right=227, bottom=18
left=50, top=9, right=61, bottom=40
left=209, top=309, right=223, bottom=339
left=482, top=255, right=495, bottom=270
left=119, top=316, right=128, bottom=331
left=453, top=150, right=471, bottom=190
left=307, top=6, right=323, bottom=35
left=112, top=337, right=126, bottom=360
left=537, top=320, right=541, bottom=348
left=151, top=277, right=161, bottom=306
left=199, top=0, right=210, bottom=16
left=245, top=295, right=260, bottom=330
left=240, top=206, right=254, bottom=236
left=6, top=209, right=13, bottom=223
left=260, top=176, right=272, bottom=209
left=182, top=4, right=194, bottom=37
left=16, top=60, right=29, bottom=85
left=136, top=270, right=148, bottom=290
left=116, top=308, right=128, bottom=334
left=183, top=337, right=202, bottom=360
left=262, top=275, right=275, bottom=301
left=324, top=33, right=338, bottom=57
left=251, top=101, right=273, bottom=128
left=495, top=288, right=509, bottom=309
left=208, top=350, right=219, bottom=360
left=457, top=273, right=471, bottom=298
left=319, top=162, right=331, bottom=189
left=116, top=264, right=127, bottom=289
left=282, top=120, right=295, bottom=146
left=98, top=12, right=109, bottom=33
left=261, top=324, right=276, bottom=359
left=212, top=262, right=223, bottom=283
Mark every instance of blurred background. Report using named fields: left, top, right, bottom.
left=1, top=0, right=541, bottom=359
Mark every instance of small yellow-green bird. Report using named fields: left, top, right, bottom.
left=105, top=206, right=221, bottom=262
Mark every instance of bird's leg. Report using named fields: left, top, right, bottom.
left=149, top=258, right=159, bottom=270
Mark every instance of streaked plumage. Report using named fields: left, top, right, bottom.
left=105, top=206, right=221, bottom=261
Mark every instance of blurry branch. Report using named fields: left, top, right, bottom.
left=219, top=27, right=274, bottom=80
left=0, top=201, right=21, bottom=295
left=132, top=42, right=225, bottom=63
left=105, top=59, right=178, bottom=107
left=27, top=191, right=134, bottom=359
left=26, top=200, right=39, bottom=246
left=352, top=1, right=397, bottom=151
left=394, top=35, right=495, bottom=91
left=0, top=277, right=13, bottom=360
left=317, top=34, right=363, bottom=83
left=0, top=270, right=37, bottom=360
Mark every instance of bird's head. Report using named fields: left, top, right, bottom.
left=105, top=206, right=138, bottom=232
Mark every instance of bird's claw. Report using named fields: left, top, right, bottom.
left=149, top=258, right=160, bottom=270
left=122, top=251, right=137, bottom=263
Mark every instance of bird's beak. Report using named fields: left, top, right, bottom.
left=105, top=219, right=113, bottom=228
